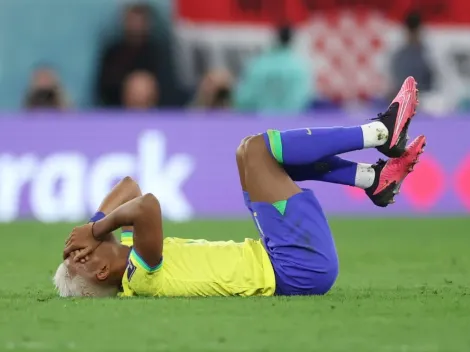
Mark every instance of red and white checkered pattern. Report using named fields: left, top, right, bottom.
left=308, top=10, right=391, bottom=102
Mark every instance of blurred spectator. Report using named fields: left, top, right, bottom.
left=190, top=69, right=233, bottom=110
left=234, top=24, right=311, bottom=115
left=459, top=97, right=470, bottom=112
left=96, top=3, right=160, bottom=107
left=24, top=65, right=70, bottom=110
left=122, top=71, right=159, bottom=109
left=390, top=12, right=435, bottom=95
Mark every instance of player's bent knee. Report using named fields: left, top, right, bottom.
left=236, top=136, right=253, bottom=162
left=244, top=135, right=269, bottom=162
left=241, top=135, right=254, bottom=145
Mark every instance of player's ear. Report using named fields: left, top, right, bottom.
left=96, top=264, right=110, bottom=281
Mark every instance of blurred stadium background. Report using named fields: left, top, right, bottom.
left=1, top=0, right=469, bottom=351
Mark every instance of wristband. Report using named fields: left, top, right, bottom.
left=89, top=211, right=105, bottom=223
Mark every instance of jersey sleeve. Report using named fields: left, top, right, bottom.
left=121, top=248, right=164, bottom=297
left=129, top=248, right=163, bottom=274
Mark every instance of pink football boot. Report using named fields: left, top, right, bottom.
left=373, top=76, right=419, bottom=158
left=366, top=135, right=426, bottom=207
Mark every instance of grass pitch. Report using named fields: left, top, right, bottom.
left=0, top=218, right=469, bottom=352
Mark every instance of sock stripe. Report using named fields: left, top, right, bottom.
left=267, top=129, right=283, bottom=163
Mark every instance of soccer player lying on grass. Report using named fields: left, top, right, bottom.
left=56, top=77, right=425, bottom=298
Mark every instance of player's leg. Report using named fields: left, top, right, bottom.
left=236, top=136, right=251, bottom=193
left=241, top=135, right=338, bottom=296
left=264, top=76, right=419, bottom=165
left=236, top=136, right=258, bottom=215
left=236, top=135, right=332, bottom=295
left=238, top=137, right=373, bottom=200
left=239, top=135, right=426, bottom=296
left=263, top=123, right=380, bottom=166
left=235, top=77, right=419, bottom=295
left=239, top=133, right=426, bottom=209
left=284, top=157, right=375, bottom=189
left=238, top=75, right=418, bottom=195
left=283, top=135, right=427, bottom=207
left=243, top=135, right=301, bottom=203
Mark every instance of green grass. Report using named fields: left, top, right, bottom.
left=1, top=218, right=470, bottom=352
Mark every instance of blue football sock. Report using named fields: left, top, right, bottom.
left=283, top=156, right=357, bottom=186
left=263, top=127, right=364, bottom=165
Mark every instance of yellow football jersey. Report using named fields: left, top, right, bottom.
left=120, top=233, right=276, bottom=297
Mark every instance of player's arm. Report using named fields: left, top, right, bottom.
left=92, top=194, right=163, bottom=267
left=91, top=176, right=142, bottom=238
left=94, top=176, right=142, bottom=219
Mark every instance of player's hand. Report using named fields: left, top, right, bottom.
left=70, top=250, right=90, bottom=264
left=63, top=223, right=101, bottom=261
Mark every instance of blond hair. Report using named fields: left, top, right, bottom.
left=53, top=260, right=118, bottom=297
